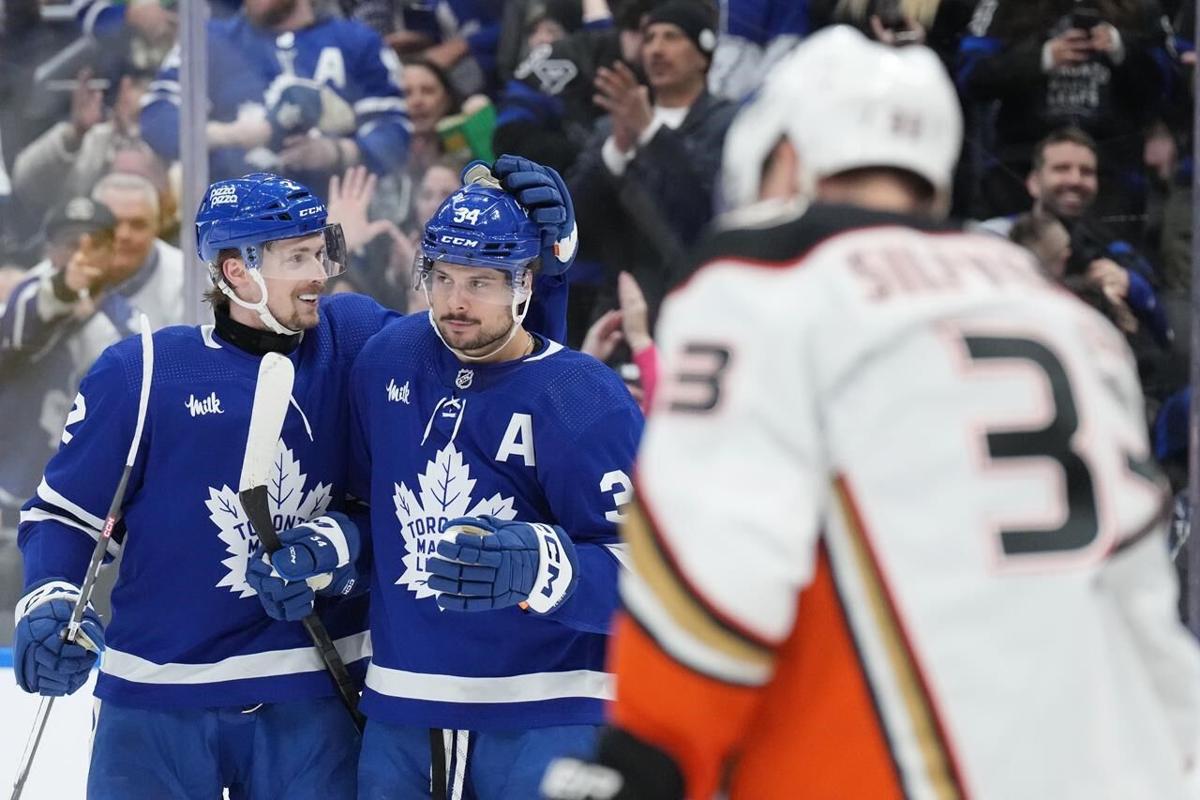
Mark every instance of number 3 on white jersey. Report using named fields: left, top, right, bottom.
left=950, top=327, right=1163, bottom=564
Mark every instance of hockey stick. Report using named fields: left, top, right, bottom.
left=11, top=314, right=154, bottom=800
left=237, top=352, right=366, bottom=732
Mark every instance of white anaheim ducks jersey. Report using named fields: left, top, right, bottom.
left=612, top=204, right=1200, bottom=800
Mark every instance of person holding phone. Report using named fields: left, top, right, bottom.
left=956, top=0, right=1174, bottom=237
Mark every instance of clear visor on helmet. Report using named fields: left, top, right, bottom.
left=254, top=224, right=348, bottom=282
left=414, top=253, right=532, bottom=306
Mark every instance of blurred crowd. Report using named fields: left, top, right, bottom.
left=0, top=0, right=1198, bottom=642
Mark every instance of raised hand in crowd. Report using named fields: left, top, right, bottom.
left=326, top=165, right=406, bottom=256
left=593, top=61, right=653, bottom=153
left=580, top=271, right=655, bottom=409
left=70, top=68, right=105, bottom=143
left=580, top=308, right=624, bottom=363
left=617, top=270, right=652, bottom=355
left=62, top=235, right=108, bottom=299
left=1089, top=22, right=1122, bottom=59
left=580, top=272, right=652, bottom=362
left=1046, top=28, right=1093, bottom=69
left=1086, top=257, right=1137, bottom=332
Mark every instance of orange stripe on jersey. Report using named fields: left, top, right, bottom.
left=835, top=477, right=968, bottom=800
left=611, top=547, right=906, bottom=799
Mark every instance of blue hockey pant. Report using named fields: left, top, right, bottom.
left=87, top=696, right=360, bottom=799
left=357, top=718, right=598, bottom=799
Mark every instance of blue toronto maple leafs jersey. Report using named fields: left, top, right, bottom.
left=18, top=293, right=397, bottom=708
left=140, top=12, right=409, bottom=180
left=348, top=314, right=643, bottom=730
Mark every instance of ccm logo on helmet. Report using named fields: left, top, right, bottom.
left=298, top=206, right=322, bottom=217
left=440, top=235, right=479, bottom=248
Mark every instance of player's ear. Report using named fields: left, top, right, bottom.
left=221, top=254, right=247, bottom=285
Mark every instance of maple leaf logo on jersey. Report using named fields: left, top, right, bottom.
left=393, top=443, right=517, bottom=598
left=205, top=442, right=332, bottom=598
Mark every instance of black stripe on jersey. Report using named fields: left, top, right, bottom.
left=679, top=203, right=958, bottom=285
left=1111, top=493, right=1173, bottom=557
left=835, top=477, right=968, bottom=800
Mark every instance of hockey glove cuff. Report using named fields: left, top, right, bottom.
left=427, top=515, right=578, bottom=613
left=492, top=154, right=578, bottom=276
left=269, top=512, right=359, bottom=589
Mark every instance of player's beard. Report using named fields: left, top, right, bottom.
left=436, top=312, right=514, bottom=355
left=268, top=282, right=323, bottom=331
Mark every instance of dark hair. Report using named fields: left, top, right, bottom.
left=203, top=247, right=241, bottom=310
left=831, top=165, right=937, bottom=206
left=613, top=0, right=662, bottom=31
left=1031, top=126, right=1098, bottom=171
left=985, top=0, right=1145, bottom=42
left=1009, top=211, right=1063, bottom=249
left=402, top=57, right=464, bottom=117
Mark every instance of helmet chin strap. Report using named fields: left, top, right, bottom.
left=217, top=269, right=301, bottom=336
left=425, top=284, right=533, bottom=362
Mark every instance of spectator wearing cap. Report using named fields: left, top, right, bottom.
left=0, top=198, right=116, bottom=640
left=0, top=183, right=184, bottom=528
left=567, top=0, right=737, bottom=328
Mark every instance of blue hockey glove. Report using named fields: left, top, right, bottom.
left=246, top=556, right=316, bottom=622
left=427, top=515, right=579, bottom=613
left=13, top=580, right=104, bottom=696
left=247, top=513, right=362, bottom=621
left=491, top=154, right=578, bottom=276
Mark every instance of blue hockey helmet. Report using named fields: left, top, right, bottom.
left=418, top=174, right=543, bottom=360
left=419, top=182, right=542, bottom=277
left=194, top=172, right=347, bottom=334
left=195, top=172, right=345, bottom=273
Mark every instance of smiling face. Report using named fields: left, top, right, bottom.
left=1027, top=141, right=1098, bottom=221
left=95, top=186, right=157, bottom=283
left=223, top=232, right=328, bottom=331
left=261, top=233, right=330, bottom=330
left=403, top=63, right=454, bottom=134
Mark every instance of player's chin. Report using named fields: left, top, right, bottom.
left=289, top=299, right=321, bottom=329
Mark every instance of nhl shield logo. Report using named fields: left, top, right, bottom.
left=455, top=369, right=474, bottom=390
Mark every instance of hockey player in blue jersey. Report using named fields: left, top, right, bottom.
left=14, top=158, right=580, bottom=798
left=13, top=173, right=387, bottom=799
left=263, top=164, right=643, bottom=798
left=140, top=0, right=410, bottom=184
